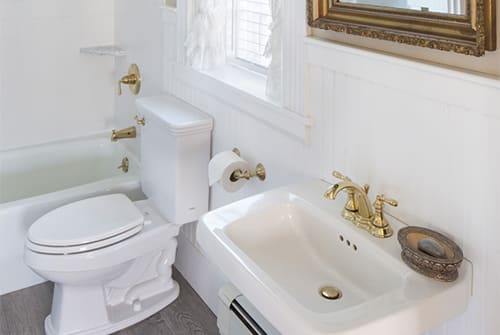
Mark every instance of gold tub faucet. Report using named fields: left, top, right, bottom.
left=324, top=170, right=398, bottom=238
left=111, top=126, right=136, bottom=142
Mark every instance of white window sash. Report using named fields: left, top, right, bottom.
left=177, top=0, right=305, bottom=115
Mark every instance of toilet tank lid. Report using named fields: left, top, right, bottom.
left=27, top=194, right=144, bottom=247
left=135, top=95, right=213, bottom=134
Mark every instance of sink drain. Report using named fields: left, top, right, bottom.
left=319, top=286, right=342, bottom=300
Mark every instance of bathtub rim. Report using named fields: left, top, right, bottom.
left=0, top=131, right=142, bottom=210
left=0, top=130, right=123, bottom=153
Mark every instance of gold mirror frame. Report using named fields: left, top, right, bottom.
left=308, top=0, right=496, bottom=56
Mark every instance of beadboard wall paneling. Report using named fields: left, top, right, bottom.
left=172, top=37, right=500, bottom=335
left=115, top=2, right=500, bottom=333
left=307, top=44, right=500, bottom=334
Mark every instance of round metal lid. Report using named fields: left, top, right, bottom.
left=28, top=194, right=144, bottom=247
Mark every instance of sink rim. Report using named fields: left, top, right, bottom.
left=220, top=195, right=412, bottom=314
left=198, top=179, right=472, bottom=335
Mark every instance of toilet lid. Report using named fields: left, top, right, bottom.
left=28, top=194, right=144, bottom=247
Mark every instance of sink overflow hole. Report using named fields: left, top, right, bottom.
left=339, top=234, right=358, bottom=251
left=319, top=286, right=342, bottom=300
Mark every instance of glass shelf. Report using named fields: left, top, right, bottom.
left=80, top=46, right=127, bottom=57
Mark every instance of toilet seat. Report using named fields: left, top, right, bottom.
left=27, top=194, right=144, bottom=255
left=26, top=224, right=143, bottom=255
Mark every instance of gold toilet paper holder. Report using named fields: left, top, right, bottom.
left=230, top=148, right=266, bottom=182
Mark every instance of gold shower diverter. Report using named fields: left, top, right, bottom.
left=118, top=64, right=141, bottom=96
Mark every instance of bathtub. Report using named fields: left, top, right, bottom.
left=0, top=133, right=144, bottom=295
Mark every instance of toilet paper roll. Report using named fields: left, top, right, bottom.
left=208, top=151, right=251, bottom=193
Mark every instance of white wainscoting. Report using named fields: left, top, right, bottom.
left=306, top=38, right=500, bottom=335
left=171, top=42, right=500, bottom=335
left=114, top=3, right=500, bottom=333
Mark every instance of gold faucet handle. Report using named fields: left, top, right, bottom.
left=117, top=64, right=141, bottom=96
left=375, top=195, right=398, bottom=208
left=371, top=194, right=398, bottom=237
left=117, top=157, right=129, bottom=173
left=332, top=170, right=352, bottom=182
left=363, top=184, right=370, bottom=194
left=118, top=74, right=137, bottom=96
left=373, top=194, right=398, bottom=228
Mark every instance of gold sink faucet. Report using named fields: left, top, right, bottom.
left=324, top=171, right=398, bottom=238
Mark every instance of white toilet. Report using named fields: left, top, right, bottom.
left=24, top=95, right=213, bottom=335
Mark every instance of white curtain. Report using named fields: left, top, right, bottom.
left=185, top=0, right=226, bottom=71
left=264, top=0, right=283, bottom=102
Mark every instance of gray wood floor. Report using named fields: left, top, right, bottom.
left=0, top=269, right=219, bottom=335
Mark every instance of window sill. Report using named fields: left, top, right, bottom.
left=205, top=65, right=270, bottom=103
left=173, top=64, right=312, bottom=141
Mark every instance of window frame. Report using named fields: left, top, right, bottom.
left=172, top=0, right=311, bottom=141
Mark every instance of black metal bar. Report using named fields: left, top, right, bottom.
left=229, top=299, right=268, bottom=335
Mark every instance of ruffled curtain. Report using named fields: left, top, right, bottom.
left=185, top=0, right=226, bottom=71
left=264, top=0, right=283, bottom=102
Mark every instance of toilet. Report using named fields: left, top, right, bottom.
left=24, top=95, right=213, bottom=335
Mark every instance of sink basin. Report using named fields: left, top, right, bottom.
left=198, top=179, right=472, bottom=335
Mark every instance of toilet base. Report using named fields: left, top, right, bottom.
left=45, top=281, right=180, bottom=335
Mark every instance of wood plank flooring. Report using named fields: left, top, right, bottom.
left=0, top=269, right=219, bottom=335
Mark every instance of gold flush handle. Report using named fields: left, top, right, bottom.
left=118, top=64, right=141, bottom=96
left=134, top=115, right=146, bottom=126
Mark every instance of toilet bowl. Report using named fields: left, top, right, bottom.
left=24, top=95, right=213, bottom=335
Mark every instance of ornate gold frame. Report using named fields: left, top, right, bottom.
left=308, top=0, right=496, bottom=56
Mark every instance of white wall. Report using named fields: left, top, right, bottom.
left=305, top=40, right=500, bottom=335
left=114, top=0, right=164, bottom=155
left=115, top=1, right=500, bottom=334
left=0, top=0, right=116, bottom=150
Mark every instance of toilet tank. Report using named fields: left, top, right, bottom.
left=135, top=95, right=213, bottom=225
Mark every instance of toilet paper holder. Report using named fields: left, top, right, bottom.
left=230, top=148, right=266, bottom=182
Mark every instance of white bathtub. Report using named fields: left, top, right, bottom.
left=0, top=133, right=144, bottom=295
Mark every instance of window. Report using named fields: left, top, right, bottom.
left=184, top=0, right=283, bottom=102
left=179, top=0, right=310, bottom=140
left=227, top=0, right=272, bottom=72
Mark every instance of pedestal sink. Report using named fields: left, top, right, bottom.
left=197, top=179, right=472, bottom=335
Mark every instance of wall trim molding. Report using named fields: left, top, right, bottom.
left=305, top=37, right=500, bottom=89
left=173, top=65, right=313, bottom=142
left=305, top=37, right=500, bottom=117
